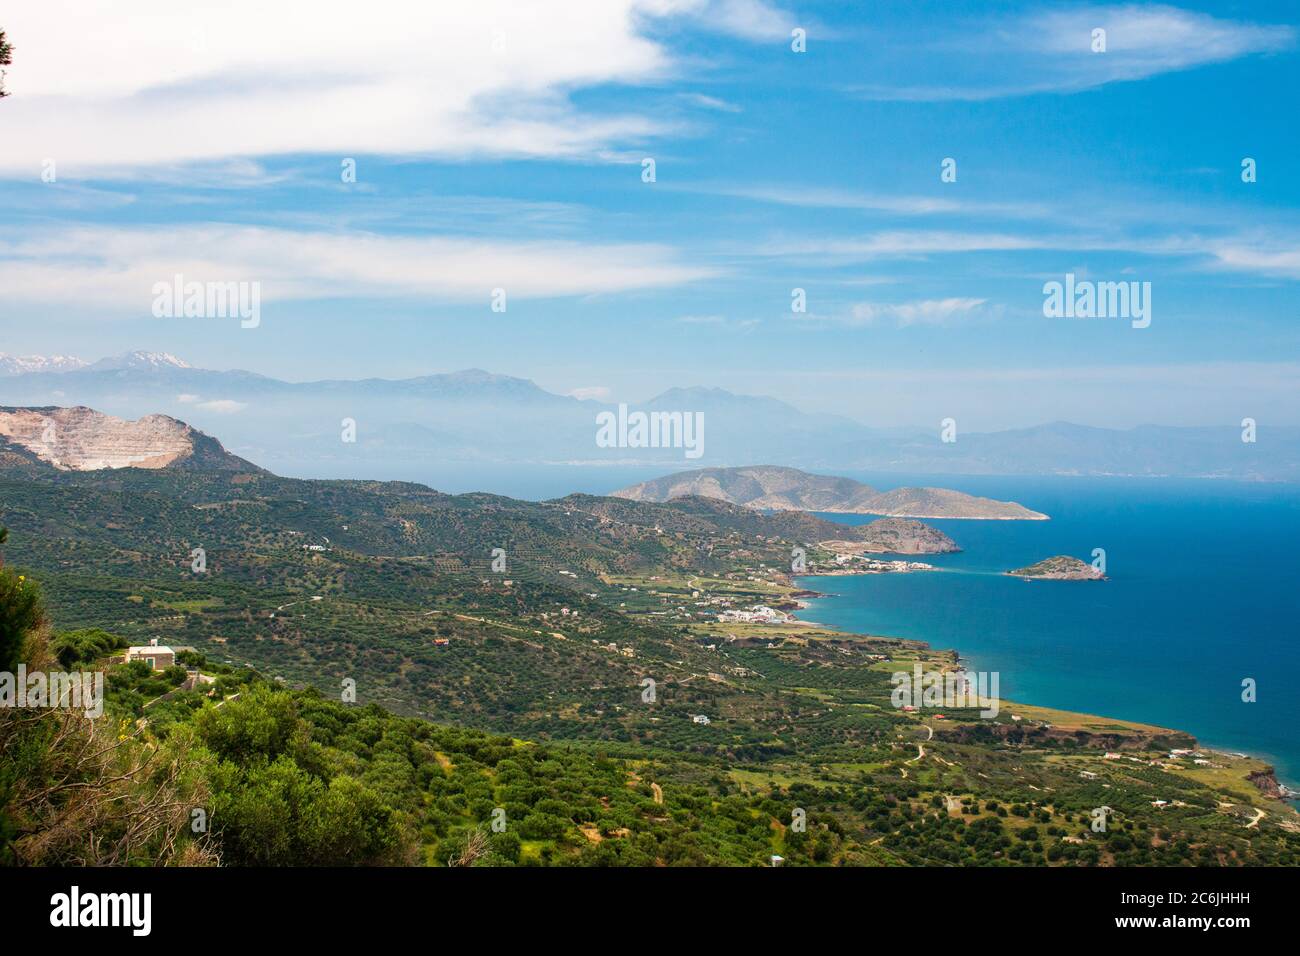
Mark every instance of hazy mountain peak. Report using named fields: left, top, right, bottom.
left=443, top=368, right=513, bottom=383
left=88, top=350, right=193, bottom=372
left=0, top=353, right=89, bottom=376
left=444, top=368, right=546, bottom=389
left=649, top=385, right=760, bottom=405
left=652, top=385, right=733, bottom=399
left=396, top=368, right=559, bottom=400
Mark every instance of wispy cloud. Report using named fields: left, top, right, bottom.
left=844, top=4, right=1294, bottom=101
left=176, top=393, right=246, bottom=413
left=843, top=297, right=990, bottom=328
left=675, top=313, right=760, bottom=331
left=0, top=225, right=718, bottom=310
left=662, top=0, right=797, bottom=41
left=702, top=183, right=1050, bottom=219
left=757, top=231, right=1045, bottom=262
left=197, top=399, right=248, bottom=414
left=752, top=226, right=1300, bottom=282
left=789, top=297, right=992, bottom=328
left=566, top=386, right=613, bottom=401
left=1194, top=238, right=1300, bottom=281
left=677, top=92, right=744, bottom=112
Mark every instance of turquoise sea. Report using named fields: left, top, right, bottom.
left=795, top=475, right=1300, bottom=796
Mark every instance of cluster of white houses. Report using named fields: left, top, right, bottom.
left=717, top=605, right=791, bottom=625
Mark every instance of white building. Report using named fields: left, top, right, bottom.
left=126, top=638, right=175, bottom=671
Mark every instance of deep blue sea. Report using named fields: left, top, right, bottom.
left=794, top=475, right=1300, bottom=794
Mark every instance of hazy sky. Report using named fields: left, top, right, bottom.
left=2, top=1, right=1298, bottom=429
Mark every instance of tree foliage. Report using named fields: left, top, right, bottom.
left=0, top=30, right=12, bottom=97
left=0, top=528, right=42, bottom=675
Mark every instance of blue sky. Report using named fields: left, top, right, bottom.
left=1, top=0, right=1298, bottom=428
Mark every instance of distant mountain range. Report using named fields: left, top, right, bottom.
left=1, top=351, right=1295, bottom=482
left=0, top=353, right=89, bottom=376
left=611, top=466, right=1047, bottom=519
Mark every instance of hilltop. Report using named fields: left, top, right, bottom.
left=0, top=405, right=261, bottom=473
left=825, top=517, right=960, bottom=555
left=860, top=486, right=1047, bottom=520
left=612, top=466, right=1047, bottom=520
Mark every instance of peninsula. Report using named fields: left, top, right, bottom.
left=612, top=465, right=1048, bottom=520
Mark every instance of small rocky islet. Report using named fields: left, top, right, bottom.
left=1006, top=555, right=1106, bottom=580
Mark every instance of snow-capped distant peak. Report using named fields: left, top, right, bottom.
left=88, top=351, right=193, bottom=371
left=0, top=353, right=89, bottom=376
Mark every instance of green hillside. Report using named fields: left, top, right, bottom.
left=2, top=464, right=1298, bottom=867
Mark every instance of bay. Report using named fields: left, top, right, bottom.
left=795, top=475, right=1300, bottom=795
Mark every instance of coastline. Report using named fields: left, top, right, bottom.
left=806, top=509, right=1049, bottom=521
left=843, top=513, right=1049, bottom=521
left=790, top=573, right=1300, bottom=809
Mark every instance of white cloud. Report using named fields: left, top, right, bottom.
left=176, top=393, right=201, bottom=404
left=687, top=0, right=795, bottom=41
left=678, top=93, right=744, bottom=112
left=1198, top=241, right=1300, bottom=280
left=0, top=225, right=717, bottom=309
left=0, top=0, right=783, bottom=178
left=754, top=226, right=1300, bottom=281
left=197, top=400, right=248, bottom=414
left=703, top=184, right=1049, bottom=219
left=847, top=4, right=1293, bottom=101
left=836, top=297, right=989, bottom=327
left=1032, top=4, right=1290, bottom=61
left=758, top=231, right=1044, bottom=261
left=567, top=386, right=613, bottom=401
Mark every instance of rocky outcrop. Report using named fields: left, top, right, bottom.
left=822, top=517, right=960, bottom=555
left=0, top=406, right=258, bottom=473
left=1248, top=768, right=1285, bottom=800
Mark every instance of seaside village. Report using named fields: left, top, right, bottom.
left=831, top=555, right=936, bottom=574
left=608, top=547, right=934, bottom=632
